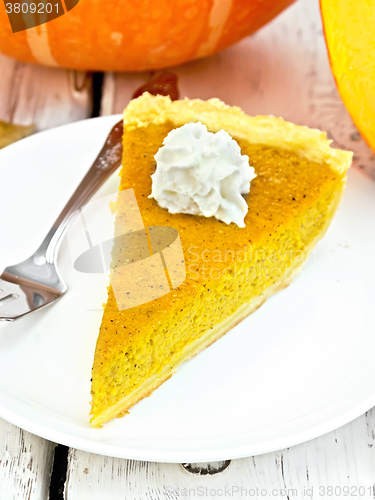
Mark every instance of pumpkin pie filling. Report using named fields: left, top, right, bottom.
left=90, top=95, right=351, bottom=427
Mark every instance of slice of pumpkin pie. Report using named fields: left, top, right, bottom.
left=90, top=93, right=352, bottom=427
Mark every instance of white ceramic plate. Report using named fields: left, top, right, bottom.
left=0, top=115, right=374, bottom=463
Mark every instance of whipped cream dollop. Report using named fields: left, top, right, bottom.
left=149, top=122, right=256, bottom=227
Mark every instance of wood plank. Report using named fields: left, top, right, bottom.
left=66, top=0, right=375, bottom=497
left=0, top=52, right=93, bottom=499
left=0, top=53, right=92, bottom=130
left=0, top=419, right=55, bottom=500
left=65, top=411, right=375, bottom=499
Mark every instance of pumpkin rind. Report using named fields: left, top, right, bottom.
left=0, top=0, right=295, bottom=71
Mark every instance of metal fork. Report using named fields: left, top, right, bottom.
left=0, top=119, right=123, bottom=321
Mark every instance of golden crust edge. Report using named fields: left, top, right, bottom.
left=123, top=93, right=352, bottom=175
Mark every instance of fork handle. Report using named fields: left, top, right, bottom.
left=35, top=119, right=123, bottom=264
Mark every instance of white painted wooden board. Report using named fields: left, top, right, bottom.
left=0, top=420, right=55, bottom=500
left=0, top=53, right=93, bottom=499
left=65, top=410, right=375, bottom=500
left=63, top=0, right=375, bottom=498
left=0, top=53, right=92, bottom=131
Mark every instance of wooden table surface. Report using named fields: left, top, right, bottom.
left=1, top=0, right=375, bottom=498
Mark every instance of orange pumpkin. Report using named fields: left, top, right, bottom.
left=0, top=0, right=295, bottom=71
left=321, top=0, right=375, bottom=153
